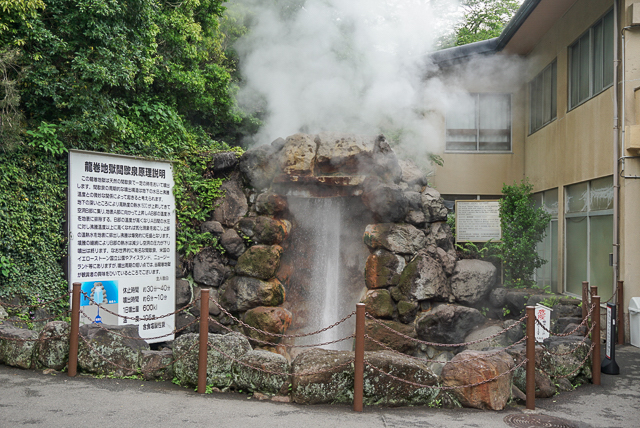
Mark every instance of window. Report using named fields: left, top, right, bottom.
left=569, top=9, right=614, bottom=109
left=564, top=177, right=613, bottom=299
left=446, top=93, right=511, bottom=152
left=533, top=189, right=558, bottom=290
left=530, top=60, right=557, bottom=133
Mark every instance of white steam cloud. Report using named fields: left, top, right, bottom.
left=231, top=0, right=527, bottom=166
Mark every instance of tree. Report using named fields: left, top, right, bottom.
left=497, top=179, right=551, bottom=288
left=453, top=0, right=521, bottom=46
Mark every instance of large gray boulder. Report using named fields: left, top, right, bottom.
left=77, top=324, right=149, bottom=376
left=363, top=223, right=426, bottom=255
left=397, top=251, right=450, bottom=301
left=450, top=260, right=497, bottom=305
left=235, top=245, right=283, bottom=280
left=463, top=324, right=511, bottom=351
left=364, top=249, right=405, bottom=289
left=193, top=247, right=230, bottom=287
left=140, top=349, right=173, bottom=381
left=364, top=319, right=418, bottom=355
left=363, top=350, right=439, bottom=406
left=219, top=276, right=285, bottom=312
left=291, top=348, right=354, bottom=404
left=239, top=144, right=280, bottom=190
left=236, top=217, right=290, bottom=246
left=212, top=174, right=249, bottom=227
left=280, top=133, right=317, bottom=176
left=0, top=326, right=37, bottom=368
left=399, top=159, right=428, bottom=188
left=172, top=332, right=252, bottom=389
left=220, top=229, right=246, bottom=259
left=36, top=321, right=70, bottom=370
left=232, top=350, right=290, bottom=394
left=421, top=187, right=448, bottom=223
left=361, top=180, right=408, bottom=223
left=414, top=304, right=485, bottom=346
left=315, top=133, right=371, bottom=175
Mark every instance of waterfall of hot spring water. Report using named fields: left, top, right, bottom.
left=288, top=197, right=357, bottom=351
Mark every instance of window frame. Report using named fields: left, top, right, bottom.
left=568, top=9, right=614, bottom=110
left=529, top=60, right=557, bottom=134
left=445, top=93, right=512, bottom=153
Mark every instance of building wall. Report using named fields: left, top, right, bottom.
left=431, top=0, right=640, bottom=338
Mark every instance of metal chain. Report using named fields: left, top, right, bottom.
left=208, top=297, right=356, bottom=339
left=538, top=323, right=596, bottom=357
left=363, top=358, right=528, bottom=390
left=81, top=291, right=196, bottom=321
left=206, top=340, right=356, bottom=377
left=78, top=333, right=199, bottom=375
left=4, top=311, right=72, bottom=326
left=537, top=342, right=596, bottom=380
left=0, top=291, right=71, bottom=309
left=0, top=333, right=67, bottom=343
left=534, top=302, right=595, bottom=337
left=206, top=316, right=356, bottom=349
left=79, top=309, right=199, bottom=341
left=363, top=334, right=527, bottom=365
left=365, top=313, right=527, bottom=348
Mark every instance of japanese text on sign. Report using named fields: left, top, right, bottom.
left=68, top=150, right=176, bottom=343
left=455, top=200, right=502, bottom=243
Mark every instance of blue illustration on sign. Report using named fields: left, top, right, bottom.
left=80, top=281, right=118, bottom=307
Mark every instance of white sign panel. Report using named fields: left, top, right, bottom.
left=534, top=305, right=552, bottom=342
left=455, top=200, right=501, bottom=243
left=68, top=150, right=175, bottom=343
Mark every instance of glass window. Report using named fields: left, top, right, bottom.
left=530, top=61, right=557, bottom=134
left=564, top=177, right=614, bottom=298
left=446, top=93, right=511, bottom=152
left=535, top=188, right=559, bottom=290
left=568, top=9, right=614, bottom=109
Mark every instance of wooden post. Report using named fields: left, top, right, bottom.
left=198, top=289, right=210, bottom=394
left=617, top=280, right=624, bottom=345
left=353, top=303, right=365, bottom=412
left=525, top=306, right=535, bottom=410
left=68, top=283, right=81, bottom=377
left=592, top=295, right=601, bottom=386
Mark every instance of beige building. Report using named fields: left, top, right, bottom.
left=430, top=0, right=640, bottom=341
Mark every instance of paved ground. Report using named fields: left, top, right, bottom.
left=1, top=345, right=639, bottom=428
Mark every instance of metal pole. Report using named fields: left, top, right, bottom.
left=582, top=281, right=589, bottom=321
left=592, top=295, right=601, bottom=386
left=353, top=303, right=365, bottom=412
left=198, top=288, right=210, bottom=394
left=68, top=283, right=81, bottom=377
left=617, top=280, right=624, bottom=344
left=525, top=306, right=535, bottom=410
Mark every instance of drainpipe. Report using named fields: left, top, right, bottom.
left=613, top=0, right=620, bottom=291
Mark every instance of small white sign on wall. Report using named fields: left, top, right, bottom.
left=534, top=304, right=553, bottom=342
left=455, top=200, right=502, bottom=243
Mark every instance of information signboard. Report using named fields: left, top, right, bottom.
left=455, top=200, right=501, bottom=243
left=68, top=150, right=175, bottom=343
left=534, top=304, right=552, bottom=342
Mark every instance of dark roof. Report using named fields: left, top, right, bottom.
left=430, top=0, right=542, bottom=67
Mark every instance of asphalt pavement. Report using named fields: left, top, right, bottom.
left=0, top=345, right=639, bottom=428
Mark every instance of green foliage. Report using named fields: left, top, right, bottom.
left=453, top=0, right=521, bottom=46
left=540, top=296, right=561, bottom=309
left=0, top=0, right=252, bottom=311
left=496, top=179, right=551, bottom=288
